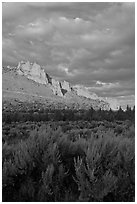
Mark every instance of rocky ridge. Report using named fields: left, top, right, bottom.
left=3, top=61, right=118, bottom=110
left=17, top=61, right=72, bottom=97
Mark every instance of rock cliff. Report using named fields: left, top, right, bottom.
left=17, top=61, right=49, bottom=85
left=12, top=61, right=117, bottom=110
left=17, top=61, right=73, bottom=97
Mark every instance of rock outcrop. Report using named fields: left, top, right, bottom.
left=17, top=61, right=48, bottom=85
left=50, top=79, right=63, bottom=97
left=73, top=85, right=99, bottom=100
left=17, top=61, right=72, bottom=97
left=60, top=81, right=71, bottom=92
left=14, top=60, right=118, bottom=110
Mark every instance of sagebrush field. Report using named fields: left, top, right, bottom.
left=2, top=107, right=135, bottom=202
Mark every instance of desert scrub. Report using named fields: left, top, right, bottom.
left=2, top=125, right=81, bottom=201
left=2, top=124, right=134, bottom=202
left=74, top=132, right=134, bottom=202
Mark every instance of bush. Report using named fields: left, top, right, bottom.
left=2, top=123, right=135, bottom=202
left=74, top=133, right=135, bottom=202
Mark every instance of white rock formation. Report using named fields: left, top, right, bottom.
left=17, top=61, right=48, bottom=84
left=15, top=61, right=115, bottom=109
left=73, top=85, right=99, bottom=100
left=73, top=85, right=118, bottom=110
left=50, top=78, right=63, bottom=97
left=60, top=80, right=71, bottom=92
left=17, top=61, right=64, bottom=97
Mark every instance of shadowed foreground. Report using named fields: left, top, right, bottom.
left=3, top=120, right=135, bottom=202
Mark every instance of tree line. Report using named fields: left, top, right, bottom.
left=2, top=105, right=135, bottom=123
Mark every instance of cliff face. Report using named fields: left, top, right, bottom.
left=50, top=79, right=63, bottom=97
left=60, top=81, right=71, bottom=92
left=17, top=61, right=49, bottom=85
left=17, top=61, right=73, bottom=97
left=11, top=61, right=117, bottom=110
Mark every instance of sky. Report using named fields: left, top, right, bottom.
left=2, top=2, right=135, bottom=108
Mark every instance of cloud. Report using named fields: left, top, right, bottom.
left=2, top=2, right=135, bottom=107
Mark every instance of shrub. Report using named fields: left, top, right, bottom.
left=74, top=132, right=135, bottom=202
left=2, top=123, right=135, bottom=202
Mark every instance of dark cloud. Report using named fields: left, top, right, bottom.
left=2, top=2, right=135, bottom=107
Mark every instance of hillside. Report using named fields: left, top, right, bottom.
left=2, top=61, right=114, bottom=110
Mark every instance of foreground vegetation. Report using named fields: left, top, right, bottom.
left=2, top=116, right=135, bottom=201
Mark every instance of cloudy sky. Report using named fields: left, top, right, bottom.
left=2, top=2, right=135, bottom=108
